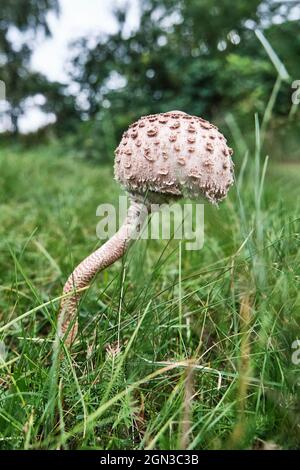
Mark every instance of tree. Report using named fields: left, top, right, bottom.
left=67, top=0, right=299, bottom=162
left=0, top=0, right=59, bottom=132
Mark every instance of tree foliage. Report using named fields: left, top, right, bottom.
left=66, top=0, right=299, bottom=160
left=1, top=0, right=300, bottom=153
left=0, top=0, right=59, bottom=131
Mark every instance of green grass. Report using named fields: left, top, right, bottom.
left=0, top=139, right=299, bottom=450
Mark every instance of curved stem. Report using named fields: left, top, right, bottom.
left=58, top=197, right=148, bottom=346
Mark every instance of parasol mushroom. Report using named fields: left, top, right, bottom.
left=58, top=111, right=234, bottom=346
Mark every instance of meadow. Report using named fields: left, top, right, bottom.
left=0, top=127, right=299, bottom=450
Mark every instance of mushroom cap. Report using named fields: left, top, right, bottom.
left=114, top=111, right=234, bottom=204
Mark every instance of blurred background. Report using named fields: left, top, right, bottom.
left=1, top=0, right=300, bottom=162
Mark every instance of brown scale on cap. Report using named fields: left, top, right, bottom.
left=170, top=121, right=180, bottom=130
left=206, top=142, right=214, bottom=153
left=200, top=121, right=212, bottom=130
left=169, top=133, right=177, bottom=142
left=177, top=156, right=186, bottom=166
left=115, top=110, right=234, bottom=204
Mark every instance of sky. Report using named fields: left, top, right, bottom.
left=31, top=0, right=136, bottom=82
left=18, top=0, right=139, bottom=132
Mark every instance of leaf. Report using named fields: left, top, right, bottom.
left=255, top=29, right=290, bottom=81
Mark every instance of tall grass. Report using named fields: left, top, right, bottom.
left=0, top=126, right=299, bottom=449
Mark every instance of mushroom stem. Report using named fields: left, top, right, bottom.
left=58, top=196, right=148, bottom=346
